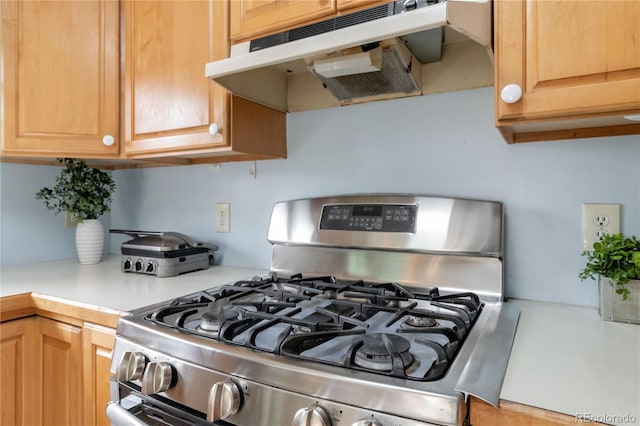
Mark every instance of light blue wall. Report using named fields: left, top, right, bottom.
left=0, top=162, right=113, bottom=266
left=2, top=88, right=639, bottom=307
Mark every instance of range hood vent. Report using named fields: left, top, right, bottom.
left=206, top=0, right=493, bottom=112
left=310, top=43, right=421, bottom=101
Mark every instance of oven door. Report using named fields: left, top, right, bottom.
left=107, top=388, right=223, bottom=426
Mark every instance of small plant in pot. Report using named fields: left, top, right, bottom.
left=578, top=233, right=640, bottom=301
left=36, top=158, right=116, bottom=264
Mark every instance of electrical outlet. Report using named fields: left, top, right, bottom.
left=216, top=203, right=230, bottom=233
left=582, top=203, right=620, bottom=250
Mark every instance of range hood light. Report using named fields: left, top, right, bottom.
left=313, top=49, right=383, bottom=78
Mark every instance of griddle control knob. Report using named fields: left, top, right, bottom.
left=293, top=405, right=332, bottom=426
left=115, top=351, right=146, bottom=382
left=141, top=361, right=173, bottom=395
left=352, top=420, right=382, bottom=426
left=134, top=260, right=144, bottom=272
left=207, top=380, right=241, bottom=422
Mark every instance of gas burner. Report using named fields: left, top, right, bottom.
left=353, top=334, right=414, bottom=371
left=292, top=325, right=312, bottom=335
left=403, top=315, right=438, bottom=328
left=261, top=294, right=279, bottom=303
left=198, top=305, right=240, bottom=333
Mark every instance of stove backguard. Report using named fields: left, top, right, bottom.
left=267, top=195, right=504, bottom=301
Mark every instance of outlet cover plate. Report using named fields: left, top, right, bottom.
left=216, top=203, right=230, bottom=233
left=582, top=203, right=620, bottom=250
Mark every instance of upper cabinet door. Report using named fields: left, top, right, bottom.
left=123, top=0, right=227, bottom=155
left=3, top=0, right=119, bottom=157
left=495, top=0, right=640, bottom=123
left=337, top=0, right=385, bottom=12
left=230, top=0, right=337, bottom=41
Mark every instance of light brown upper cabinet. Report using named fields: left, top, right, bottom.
left=229, top=0, right=386, bottom=42
left=230, top=0, right=337, bottom=42
left=2, top=0, right=120, bottom=158
left=123, top=0, right=286, bottom=162
left=337, top=0, right=388, bottom=12
left=494, top=0, right=640, bottom=143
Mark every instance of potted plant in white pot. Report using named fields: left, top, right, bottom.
left=579, top=233, right=640, bottom=324
left=36, top=158, right=116, bottom=264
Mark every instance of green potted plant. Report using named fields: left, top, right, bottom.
left=36, top=158, right=116, bottom=264
left=579, top=233, right=640, bottom=324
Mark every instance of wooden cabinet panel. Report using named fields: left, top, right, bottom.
left=123, top=0, right=286, bottom=161
left=229, top=0, right=385, bottom=41
left=123, top=0, right=224, bottom=155
left=0, top=318, right=37, bottom=426
left=532, top=2, right=638, bottom=81
left=230, top=0, right=337, bottom=41
left=36, top=317, right=83, bottom=426
left=82, top=323, right=116, bottom=426
left=337, top=0, right=385, bottom=11
left=470, top=397, right=605, bottom=425
left=2, top=0, right=119, bottom=157
left=494, top=0, right=640, bottom=142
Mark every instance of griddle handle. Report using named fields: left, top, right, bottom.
left=109, top=229, right=163, bottom=238
left=162, top=232, right=219, bottom=251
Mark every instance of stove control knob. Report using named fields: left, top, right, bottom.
left=207, top=380, right=241, bottom=422
left=352, top=420, right=382, bottom=426
left=115, top=351, right=146, bottom=382
left=141, top=361, right=173, bottom=395
left=293, top=405, right=331, bottom=426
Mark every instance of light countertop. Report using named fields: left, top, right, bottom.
left=0, top=255, right=267, bottom=313
left=1, top=257, right=639, bottom=424
left=501, top=299, right=640, bottom=425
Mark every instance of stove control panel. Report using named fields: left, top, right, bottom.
left=320, top=204, right=417, bottom=232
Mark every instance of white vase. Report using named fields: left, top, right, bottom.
left=75, top=219, right=104, bottom=264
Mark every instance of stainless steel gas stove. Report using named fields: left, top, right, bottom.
left=108, top=195, right=520, bottom=426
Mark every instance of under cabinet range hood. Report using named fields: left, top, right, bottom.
left=206, top=0, right=494, bottom=112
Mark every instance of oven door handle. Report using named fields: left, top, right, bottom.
left=106, top=401, right=151, bottom=426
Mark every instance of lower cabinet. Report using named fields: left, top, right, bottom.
left=0, top=316, right=115, bottom=426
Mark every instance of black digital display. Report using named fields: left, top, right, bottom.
left=353, top=205, right=382, bottom=217
left=320, top=204, right=416, bottom=232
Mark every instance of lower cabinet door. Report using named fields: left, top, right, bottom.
left=0, top=317, right=38, bottom=426
left=83, top=322, right=116, bottom=426
left=36, top=317, right=83, bottom=426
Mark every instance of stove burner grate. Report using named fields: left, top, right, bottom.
left=144, top=273, right=483, bottom=381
